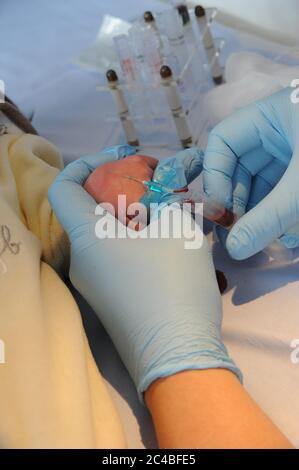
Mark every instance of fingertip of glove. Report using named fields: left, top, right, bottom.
left=226, top=231, right=252, bottom=261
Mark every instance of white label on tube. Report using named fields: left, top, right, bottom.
left=164, top=83, right=181, bottom=112
left=111, top=87, right=129, bottom=115
left=200, top=22, right=215, bottom=50
left=110, top=86, right=137, bottom=143
left=122, top=117, right=138, bottom=144
left=163, top=82, right=192, bottom=142
left=206, top=46, right=222, bottom=79
left=174, top=115, right=192, bottom=142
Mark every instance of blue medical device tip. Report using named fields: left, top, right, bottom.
left=143, top=180, right=172, bottom=194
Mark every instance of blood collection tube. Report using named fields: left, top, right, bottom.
left=142, top=28, right=163, bottom=84
left=128, top=23, right=150, bottom=84
left=160, top=65, right=193, bottom=148
left=106, top=69, right=139, bottom=147
left=263, top=240, right=297, bottom=263
left=113, top=35, right=136, bottom=84
left=143, top=11, right=160, bottom=37
left=183, top=187, right=297, bottom=263
left=161, top=8, right=189, bottom=74
left=182, top=187, right=236, bottom=228
left=176, top=4, right=197, bottom=48
left=202, top=201, right=236, bottom=228
left=144, top=10, right=155, bottom=25
left=143, top=10, right=164, bottom=51
left=194, top=5, right=223, bottom=84
left=176, top=4, right=191, bottom=26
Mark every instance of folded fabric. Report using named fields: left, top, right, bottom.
left=204, top=51, right=299, bottom=127
left=0, top=133, right=126, bottom=448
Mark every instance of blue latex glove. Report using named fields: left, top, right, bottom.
left=203, top=87, right=299, bottom=260
left=153, top=147, right=204, bottom=187
left=48, top=144, right=241, bottom=401
left=140, top=148, right=204, bottom=208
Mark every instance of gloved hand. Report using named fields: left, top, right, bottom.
left=203, top=87, right=299, bottom=260
left=140, top=148, right=205, bottom=212
left=48, top=144, right=241, bottom=401
left=83, top=153, right=158, bottom=228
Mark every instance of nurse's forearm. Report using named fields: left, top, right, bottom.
left=145, top=369, right=293, bottom=449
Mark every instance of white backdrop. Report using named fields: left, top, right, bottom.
left=188, top=0, right=299, bottom=45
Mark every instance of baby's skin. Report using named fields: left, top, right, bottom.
left=84, top=154, right=227, bottom=293
left=84, top=154, right=158, bottom=226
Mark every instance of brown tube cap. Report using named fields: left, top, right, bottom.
left=144, top=11, right=154, bottom=23
left=160, top=65, right=172, bottom=79
left=106, top=69, right=118, bottom=83
left=194, top=5, right=206, bottom=18
left=177, top=4, right=190, bottom=25
left=213, top=75, right=223, bottom=85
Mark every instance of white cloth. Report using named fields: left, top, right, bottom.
left=205, top=51, right=299, bottom=126
left=0, top=134, right=126, bottom=448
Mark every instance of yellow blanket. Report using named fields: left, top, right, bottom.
left=0, top=134, right=126, bottom=448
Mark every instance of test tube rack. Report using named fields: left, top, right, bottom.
left=96, top=6, right=225, bottom=150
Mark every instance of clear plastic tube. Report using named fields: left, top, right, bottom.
left=160, top=65, right=193, bottom=148
left=143, top=11, right=164, bottom=50
left=113, top=35, right=137, bottom=84
left=262, top=240, right=297, bottom=263
left=128, top=23, right=150, bottom=84
left=106, top=70, right=139, bottom=147
left=181, top=187, right=297, bottom=263
left=142, top=28, right=163, bottom=84
left=118, top=175, right=296, bottom=264
left=113, top=33, right=148, bottom=118
left=181, top=187, right=236, bottom=228
left=160, top=9, right=189, bottom=75
left=194, top=5, right=223, bottom=84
